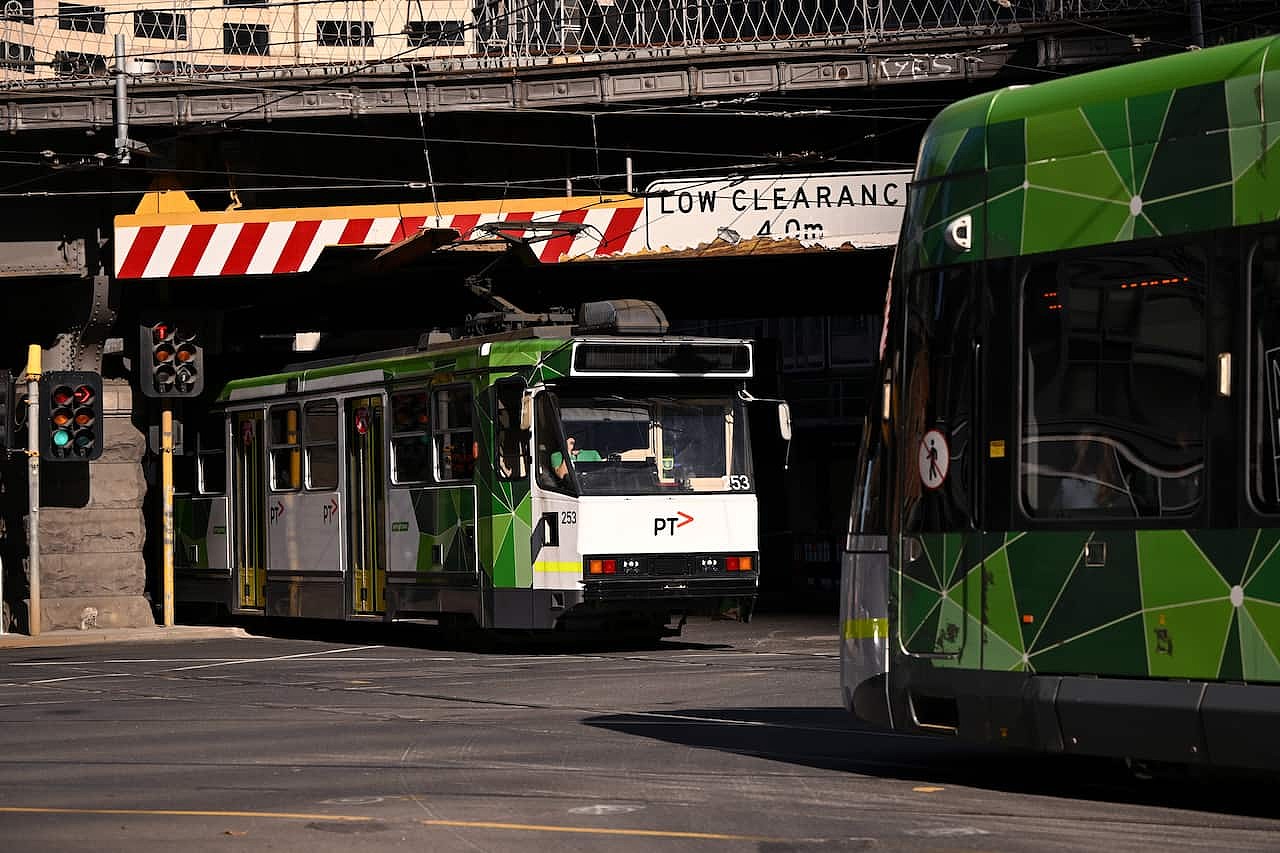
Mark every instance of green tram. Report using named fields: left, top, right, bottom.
left=175, top=300, right=789, bottom=639
left=841, top=36, right=1280, bottom=771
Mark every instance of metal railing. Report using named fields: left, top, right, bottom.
left=0, top=0, right=1179, bottom=86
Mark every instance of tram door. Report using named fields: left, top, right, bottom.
left=232, top=411, right=267, bottom=610
left=897, top=267, right=977, bottom=662
left=346, top=397, right=386, bottom=615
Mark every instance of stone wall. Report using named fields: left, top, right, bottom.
left=29, top=378, right=155, bottom=630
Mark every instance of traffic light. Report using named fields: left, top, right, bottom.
left=40, top=371, right=102, bottom=461
left=140, top=317, right=204, bottom=398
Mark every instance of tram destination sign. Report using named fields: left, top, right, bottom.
left=643, top=170, right=911, bottom=252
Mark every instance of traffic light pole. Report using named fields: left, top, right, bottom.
left=25, top=346, right=40, bottom=636
left=162, top=402, right=174, bottom=627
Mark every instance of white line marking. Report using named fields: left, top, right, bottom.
left=166, top=645, right=384, bottom=672
left=28, top=673, right=133, bottom=685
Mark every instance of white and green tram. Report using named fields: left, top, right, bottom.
left=175, top=300, right=789, bottom=638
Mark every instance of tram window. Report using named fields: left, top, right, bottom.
left=534, top=394, right=570, bottom=492
left=304, top=399, right=338, bottom=490
left=1248, top=236, right=1280, bottom=512
left=493, top=381, right=527, bottom=481
left=390, top=389, right=431, bottom=484
left=434, top=385, right=474, bottom=481
left=1020, top=246, right=1206, bottom=520
left=196, top=414, right=226, bottom=495
left=268, top=404, right=302, bottom=491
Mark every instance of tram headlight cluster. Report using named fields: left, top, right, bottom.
left=39, top=371, right=102, bottom=462
left=587, top=555, right=756, bottom=576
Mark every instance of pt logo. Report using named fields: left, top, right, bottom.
left=323, top=497, right=339, bottom=524
left=269, top=500, right=285, bottom=524
left=654, top=511, right=694, bottom=536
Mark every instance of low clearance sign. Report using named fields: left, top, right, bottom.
left=643, top=171, right=911, bottom=252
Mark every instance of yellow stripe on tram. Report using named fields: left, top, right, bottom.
left=842, top=617, right=888, bottom=640
left=534, top=561, right=583, bottom=574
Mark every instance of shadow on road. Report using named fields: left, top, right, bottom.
left=210, top=614, right=733, bottom=655
left=582, top=705, right=1280, bottom=820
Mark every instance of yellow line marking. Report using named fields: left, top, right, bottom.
left=912, top=786, right=945, bottom=793
left=0, top=806, right=368, bottom=822
left=421, top=819, right=782, bottom=841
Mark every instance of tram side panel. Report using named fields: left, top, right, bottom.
left=173, top=493, right=233, bottom=608
left=386, top=484, right=484, bottom=624
left=265, top=489, right=346, bottom=618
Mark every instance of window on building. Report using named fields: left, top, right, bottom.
left=829, top=315, right=878, bottom=367
left=317, top=20, right=374, bottom=46
left=390, top=389, right=431, bottom=484
left=53, top=50, right=106, bottom=78
left=135, top=10, right=187, bottom=40
left=0, top=42, right=35, bottom=73
left=779, top=316, right=826, bottom=370
left=304, top=399, right=338, bottom=489
left=3, top=0, right=33, bottom=24
left=268, top=405, right=301, bottom=491
left=406, top=20, right=465, bottom=47
left=223, top=22, right=269, bottom=55
left=1021, top=244, right=1206, bottom=519
left=58, top=2, right=105, bottom=33
left=434, top=385, right=474, bottom=481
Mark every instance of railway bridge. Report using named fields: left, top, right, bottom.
left=0, top=0, right=1272, bottom=632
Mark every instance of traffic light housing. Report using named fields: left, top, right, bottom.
left=0, top=371, right=11, bottom=455
left=40, top=371, right=103, bottom=462
left=0, top=369, right=11, bottom=451
left=140, top=317, right=204, bottom=398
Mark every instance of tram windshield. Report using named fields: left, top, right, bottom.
left=539, top=392, right=752, bottom=495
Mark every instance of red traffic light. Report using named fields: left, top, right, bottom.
left=41, top=371, right=102, bottom=461
left=140, top=315, right=205, bottom=398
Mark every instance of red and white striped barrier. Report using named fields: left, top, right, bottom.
left=114, top=198, right=646, bottom=280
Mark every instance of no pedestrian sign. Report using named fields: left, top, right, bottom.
left=919, top=429, right=950, bottom=490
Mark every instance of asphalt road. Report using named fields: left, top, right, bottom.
left=0, top=612, right=1276, bottom=852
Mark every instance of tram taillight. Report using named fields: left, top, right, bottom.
left=39, top=370, right=102, bottom=461
left=588, top=559, right=617, bottom=575
left=140, top=316, right=204, bottom=398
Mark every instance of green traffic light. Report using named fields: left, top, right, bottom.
left=51, top=429, right=71, bottom=448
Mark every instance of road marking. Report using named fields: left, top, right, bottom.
left=167, top=645, right=385, bottom=672
left=420, top=819, right=784, bottom=841
left=907, top=826, right=990, bottom=837
left=0, top=806, right=368, bottom=822
left=28, top=673, right=133, bottom=685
